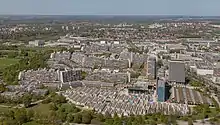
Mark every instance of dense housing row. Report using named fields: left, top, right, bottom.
left=61, top=87, right=189, bottom=117
left=170, top=87, right=213, bottom=105
left=19, top=68, right=82, bottom=84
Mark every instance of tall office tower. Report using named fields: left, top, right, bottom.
left=147, top=56, right=157, bottom=79
left=157, top=79, right=166, bottom=102
left=168, top=61, right=185, bottom=84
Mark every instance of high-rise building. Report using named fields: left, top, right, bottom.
left=168, top=61, right=185, bottom=83
left=157, top=79, right=166, bottom=102
left=147, top=56, right=157, bottom=79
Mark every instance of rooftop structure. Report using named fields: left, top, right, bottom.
left=169, top=87, right=213, bottom=106
left=168, top=61, right=185, bottom=83
left=59, top=69, right=82, bottom=83
left=166, top=44, right=187, bottom=51
left=61, top=87, right=189, bottom=117
left=85, top=70, right=129, bottom=84
left=195, top=61, right=213, bottom=75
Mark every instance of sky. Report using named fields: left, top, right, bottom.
left=0, top=0, right=219, bottom=16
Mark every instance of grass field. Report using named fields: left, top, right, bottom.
left=29, top=103, right=51, bottom=116
left=0, top=106, right=10, bottom=113
left=0, top=58, right=19, bottom=69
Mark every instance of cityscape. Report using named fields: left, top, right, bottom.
left=0, top=0, right=220, bottom=125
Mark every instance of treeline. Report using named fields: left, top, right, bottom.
left=44, top=93, right=180, bottom=125
left=0, top=107, right=178, bottom=125
left=0, top=30, right=66, bottom=42
left=0, top=45, right=43, bottom=58
left=0, top=92, right=46, bottom=108
left=2, top=50, right=51, bottom=85
left=0, top=93, right=72, bottom=125
left=1, top=93, right=219, bottom=125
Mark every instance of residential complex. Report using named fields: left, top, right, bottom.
left=1, top=17, right=220, bottom=125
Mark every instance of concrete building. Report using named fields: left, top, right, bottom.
left=169, top=87, right=213, bottom=105
left=212, top=68, right=220, bottom=84
left=147, top=56, right=157, bottom=79
left=59, top=69, right=82, bottom=83
left=166, top=44, right=187, bottom=52
left=195, top=62, right=213, bottom=76
left=127, top=87, right=150, bottom=94
left=62, top=87, right=189, bottom=117
left=168, top=61, right=185, bottom=84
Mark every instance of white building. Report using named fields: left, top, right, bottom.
left=212, top=68, right=220, bottom=84
left=100, top=41, right=106, bottom=44
left=195, top=62, right=213, bottom=75
left=29, top=40, right=45, bottom=47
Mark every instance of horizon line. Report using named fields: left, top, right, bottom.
left=0, top=14, right=220, bottom=17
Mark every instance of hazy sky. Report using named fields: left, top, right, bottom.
left=0, top=0, right=219, bottom=16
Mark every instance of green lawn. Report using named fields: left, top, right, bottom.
left=0, top=106, right=11, bottom=115
left=0, top=58, right=19, bottom=69
left=29, top=103, right=51, bottom=116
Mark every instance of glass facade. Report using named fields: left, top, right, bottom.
left=157, top=79, right=165, bottom=102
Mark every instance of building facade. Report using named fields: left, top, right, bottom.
left=59, top=69, right=82, bottom=83
left=29, top=40, right=45, bottom=47
left=157, top=79, right=166, bottom=102
left=147, top=56, right=157, bottom=80
left=168, top=61, right=185, bottom=84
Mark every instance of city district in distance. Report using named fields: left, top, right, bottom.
left=0, top=15, right=220, bottom=125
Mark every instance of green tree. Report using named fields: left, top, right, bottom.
left=82, top=71, right=87, bottom=79
left=96, top=113, right=105, bottom=122
left=27, top=109, right=34, bottom=121
left=49, top=103, right=58, bottom=111
left=2, top=119, right=18, bottom=125
left=125, top=117, right=133, bottom=125
left=67, top=113, right=74, bottom=122
left=157, top=59, right=163, bottom=68
left=188, top=118, right=193, bottom=125
left=134, top=115, right=145, bottom=124
left=105, top=118, right=114, bottom=125
left=6, top=109, right=15, bottom=119
left=113, top=114, right=122, bottom=125
left=48, top=111, right=59, bottom=125
left=149, top=120, right=157, bottom=125
left=22, top=94, right=32, bottom=108
left=105, top=111, right=112, bottom=119
left=14, top=108, right=28, bottom=124
left=62, top=104, right=80, bottom=113
left=73, top=113, right=82, bottom=123
left=52, top=94, right=67, bottom=104
left=57, top=111, right=67, bottom=122
left=82, top=111, right=92, bottom=124
left=8, top=52, right=17, bottom=58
